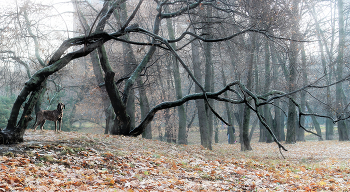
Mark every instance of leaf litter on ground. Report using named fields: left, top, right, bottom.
left=0, top=130, right=349, bottom=191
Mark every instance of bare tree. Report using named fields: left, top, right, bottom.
left=2, top=0, right=350, bottom=156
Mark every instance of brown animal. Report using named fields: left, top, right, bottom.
left=33, top=102, right=65, bottom=132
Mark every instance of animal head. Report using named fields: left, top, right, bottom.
left=57, top=102, right=65, bottom=111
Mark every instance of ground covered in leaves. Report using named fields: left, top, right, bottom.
left=0, top=130, right=350, bottom=191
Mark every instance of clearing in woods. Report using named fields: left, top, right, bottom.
left=0, top=130, right=349, bottom=191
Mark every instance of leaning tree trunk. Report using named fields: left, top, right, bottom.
left=1, top=32, right=108, bottom=143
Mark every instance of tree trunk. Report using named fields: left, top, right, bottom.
left=203, top=5, right=214, bottom=150
left=104, top=71, right=131, bottom=135
left=270, top=45, right=282, bottom=141
left=117, top=1, right=136, bottom=130
left=137, top=77, right=152, bottom=139
left=297, top=43, right=307, bottom=142
left=166, top=14, right=187, bottom=144
left=105, top=105, right=115, bottom=134
left=264, top=40, right=274, bottom=143
left=3, top=26, right=110, bottom=143
left=255, top=55, right=266, bottom=143
left=248, top=119, right=258, bottom=142
left=214, top=118, right=219, bottom=143
left=308, top=4, right=334, bottom=140
left=76, top=4, right=112, bottom=134
left=286, top=0, right=300, bottom=144
left=235, top=105, right=244, bottom=144
left=191, top=27, right=211, bottom=149
left=156, top=62, right=173, bottom=143
left=221, top=67, right=235, bottom=144
left=241, top=32, right=256, bottom=151
left=306, top=103, right=323, bottom=141
left=336, top=0, right=349, bottom=141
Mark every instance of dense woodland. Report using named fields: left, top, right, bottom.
left=0, top=0, right=350, bottom=151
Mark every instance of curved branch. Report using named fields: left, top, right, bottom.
left=238, top=83, right=287, bottom=151
left=160, top=0, right=203, bottom=19
left=129, top=87, right=241, bottom=136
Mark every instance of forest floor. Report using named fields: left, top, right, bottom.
left=0, top=130, right=350, bottom=191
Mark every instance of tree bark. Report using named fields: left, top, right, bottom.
left=264, top=40, right=273, bottom=143
left=241, top=32, right=256, bottom=151
left=256, top=54, right=266, bottom=143
left=221, top=67, right=235, bottom=144
left=336, top=0, right=349, bottom=141
left=271, top=45, right=283, bottom=141
left=191, top=27, right=210, bottom=149
left=2, top=31, right=109, bottom=143
left=75, top=2, right=113, bottom=134
left=105, top=105, right=115, bottom=134
left=138, top=77, right=152, bottom=139
left=166, top=14, right=187, bottom=144
left=297, top=43, right=307, bottom=142
left=308, top=4, right=334, bottom=140
left=306, top=103, right=323, bottom=141
left=203, top=5, right=214, bottom=150
left=286, top=0, right=300, bottom=144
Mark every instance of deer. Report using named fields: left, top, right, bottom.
left=33, top=102, right=65, bottom=132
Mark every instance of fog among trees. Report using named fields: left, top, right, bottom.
left=0, top=0, right=350, bottom=151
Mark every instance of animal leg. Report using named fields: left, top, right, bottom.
left=58, top=120, right=62, bottom=131
left=33, top=123, right=38, bottom=131
left=34, top=120, right=42, bottom=131
left=54, top=121, right=57, bottom=132
left=40, top=120, right=46, bottom=131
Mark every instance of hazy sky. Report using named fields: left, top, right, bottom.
left=2, top=0, right=75, bottom=33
